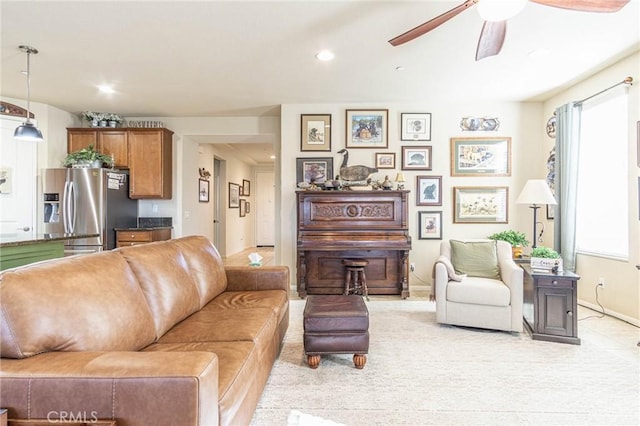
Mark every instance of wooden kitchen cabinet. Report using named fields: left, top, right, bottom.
left=128, top=129, right=173, bottom=199
left=115, top=228, right=172, bottom=247
left=67, top=127, right=173, bottom=199
left=67, top=128, right=128, bottom=167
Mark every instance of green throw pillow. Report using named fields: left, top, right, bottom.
left=450, top=240, right=500, bottom=279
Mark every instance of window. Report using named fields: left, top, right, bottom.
left=575, top=90, right=628, bottom=258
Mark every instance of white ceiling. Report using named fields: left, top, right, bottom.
left=2, top=1, right=639, bottom=163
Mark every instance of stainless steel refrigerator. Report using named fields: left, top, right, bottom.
left=43, top=168, right=138, bottom=254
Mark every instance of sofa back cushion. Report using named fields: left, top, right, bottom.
left=0, top=251, right=156, bottom=359
left=172, top=236, right=227, bottom=308
left=117, top=241, right=201, bottom=338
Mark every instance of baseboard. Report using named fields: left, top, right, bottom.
left=578, top=299, right=640, bottom=327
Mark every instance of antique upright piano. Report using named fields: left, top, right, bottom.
left=296, top=190, right=412, bottom=298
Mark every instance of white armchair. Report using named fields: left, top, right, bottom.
left=434, top=239, right=523, bottom=332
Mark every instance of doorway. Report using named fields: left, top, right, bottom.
left=213, top=157, right=226, bottom=257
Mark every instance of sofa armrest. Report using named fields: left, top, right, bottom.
left=434, top=263, right=449, bottom=324
left=499, top=258, right=524, bottom=332
left=225, top=266, right=290, bottom=292
left=1, top=351, right=219, bottom=426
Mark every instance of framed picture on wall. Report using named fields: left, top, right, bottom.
left=346, top=109, right=388, bottom=148
left=416, top=175, right=442, bottom=206
left=453, top=186, right=508, bottom=223
left=401, top=146, right=432, bottom=170
left=242, top=179, right=251, bottom=196
left=418, top=211, right=442, bottom=240
left=199, top=178, right=209, bottom=203
left=239, top=199, right=246, bottom=217
left=450, top=137, right=511, bottom=176
left=401, top=113, right=431, bottom=141
left=375, top=152, right=396, bottom=169
left=301, top=114, right=332, bottom=152
left=296, top=157, right=333, bottom=183
left=229, top=182, right=240, bottom=208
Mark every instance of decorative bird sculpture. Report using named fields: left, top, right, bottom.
left=337, top=149, right=378, bottom=181
left=199, top=168, right=211, bottom=179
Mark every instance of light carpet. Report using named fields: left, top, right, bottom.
left=251, top=298, right=639, bottom=426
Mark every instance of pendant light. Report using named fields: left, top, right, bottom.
left=14, top=45, right=43, bottom=142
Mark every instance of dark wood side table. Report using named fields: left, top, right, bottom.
left=521, top=264, right=581, bottom=345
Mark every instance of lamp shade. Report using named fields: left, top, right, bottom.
left=14, top=121, right=43, bottom=142
left=516, top=179, right=557, bottom=205
left=395, top=172, right=405, bottom=183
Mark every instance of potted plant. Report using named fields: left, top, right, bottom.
left=107, top=113, right=123, bottom=128
left=82, top=111, right=102, bottom=127
left=488, top=230, right=529, bottom=258
left=530, top=246, right=563, bottom=272
left=63, top=144, right=113, bottom=168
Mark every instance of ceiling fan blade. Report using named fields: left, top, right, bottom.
left=530, top=0, right=629, bottom=13
left=475, top=20, right=506, bottom=61
left=389, top=0, right=478, bottom=46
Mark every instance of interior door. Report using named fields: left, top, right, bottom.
left=0, top=117, right=36, bottom=235
left=255, top=170, right=275, bottom=246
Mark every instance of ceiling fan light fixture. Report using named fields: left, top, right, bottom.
left=477, top=0, right=527, bottom=21
left=14, top=45, right=43, bottom=142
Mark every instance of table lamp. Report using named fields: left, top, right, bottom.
left=395, top=172, right=405, bottom=189
left=515, top=179, right=556, bottom=249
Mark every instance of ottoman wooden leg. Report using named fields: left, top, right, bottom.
left=307, top=354, right=321, bottom=369
left=353, top=354, right=367, bottom=369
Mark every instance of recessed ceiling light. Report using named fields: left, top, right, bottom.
left=98, top=85, right=115, bottom=94
left=315, top=50, right=335, bottom=61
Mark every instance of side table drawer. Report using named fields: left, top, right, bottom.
left=536, top=277, right=573, bottom=288
left=117, top=231, right=152, bottom=242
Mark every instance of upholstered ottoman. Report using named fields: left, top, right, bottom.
left=303, top=295, right=369, bottom=369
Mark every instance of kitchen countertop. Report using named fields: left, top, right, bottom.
left=0, top=233, right=100, bottom=248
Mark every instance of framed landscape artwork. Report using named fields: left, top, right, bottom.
left=418, top=211, right=442, bottom=240
left=346, top=109, right=388, bottom=148
left=301, top=114, right=331, bottom=152
left=401, top=113, right=431, bottom=141
left=375, top=152, right=396, bottom=169
left=296, top=157, right=333, bottom=184
left=453, top=186, right=508, bottom=223
left=401, top=146, right=432, bottom=170
left=450, top=137, right=511, bottom=176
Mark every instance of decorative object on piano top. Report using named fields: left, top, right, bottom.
left=63, top=144, right=114, bottom=168
left=337, top=149, right=378, bottom=181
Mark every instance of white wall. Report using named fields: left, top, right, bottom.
left=543, top=52, right=640, bottom=324
left=279, top=101, right=545, bottom=293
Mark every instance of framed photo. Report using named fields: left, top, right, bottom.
left=301, top=114, right=331, bottom=152
left=239, top=199, right=246, bottom=217
left=245, top=202, right=251, bottom=214
left=198, top=178, right=209, bottom=203
left=418, top=211, right=443, bottom=240
left=229, top=182, right=240, bottom=208
left=296, top=157, right=333, bottom=183
left=346, top=109, right=388, bottom=148
left=401, top=146, right=432, bottom=170
left=375, top=152, right=396, bottom=169
left=450, top=137, right=511, bottom=176
left=416, top=176, right=442, bottom=206
left=453, top=186, right=508, bottom=223
left=401, top=113, right=431, bottom=141
left=242, top=179, right=251, bottom=196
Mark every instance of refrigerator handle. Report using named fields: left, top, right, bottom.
left=63, top=180, right=70, bottom=233
left=68, top=181, right=76, bottom=233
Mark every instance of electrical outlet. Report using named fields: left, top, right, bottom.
left=410, top=263, right=415, bottom=272
left=598, top=277, right=605, bottom=288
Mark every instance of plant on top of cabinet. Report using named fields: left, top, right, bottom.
left=63, top=144, right=113, bottom=168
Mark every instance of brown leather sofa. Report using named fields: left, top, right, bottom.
left=0, top=235, right=289, bottom=426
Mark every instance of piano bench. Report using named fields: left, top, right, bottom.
left=303, top=294, right=369, bottom=369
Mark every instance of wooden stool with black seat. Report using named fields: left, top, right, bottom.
left=343, top=259, right=369, bottom=300
left=303, top=295, right=369, bottom=369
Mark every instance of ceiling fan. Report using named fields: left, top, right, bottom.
left=388, top=0, right=630, bottom=61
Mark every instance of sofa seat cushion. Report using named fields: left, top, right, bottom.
left=144, top=341, right=260, bottom=426
left=203, top=290, right=288, bottom=324
left=158, top=307, right=277, bottom=350
left=0, top=251, right=156, bottom=359
left=446, top=277, right=510, bottom=307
